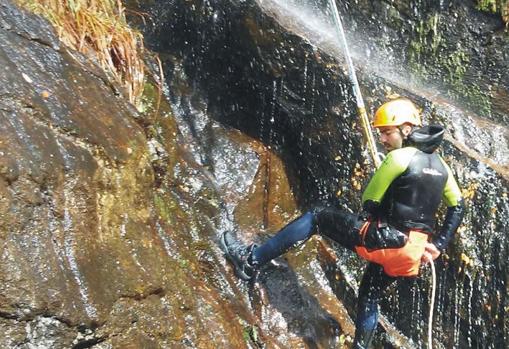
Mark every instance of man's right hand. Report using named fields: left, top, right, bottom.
left=422, top=242, right=441, bottom=264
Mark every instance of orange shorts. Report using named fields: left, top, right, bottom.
left=355, top=227, right=429, bottom=277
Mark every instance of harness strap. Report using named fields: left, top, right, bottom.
left=355, top=229, right=429, bottom=277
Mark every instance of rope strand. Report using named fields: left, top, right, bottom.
left=328, top=0, right=381, bottom=168
left=428, top=259, right=436, bottom=349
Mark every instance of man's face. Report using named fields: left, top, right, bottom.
left=377, top=126, right=404, bottom=151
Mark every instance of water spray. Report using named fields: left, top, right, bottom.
left=327, top=0, right=381, bottom=168
left=327, top=1, right=437, bottom=347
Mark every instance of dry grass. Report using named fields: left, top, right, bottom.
left=503, top=1, right=509, bottom=27
left=17, top=0, right=146, bottom=108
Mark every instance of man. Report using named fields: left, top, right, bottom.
left=221, top=98, right=465, bottom=348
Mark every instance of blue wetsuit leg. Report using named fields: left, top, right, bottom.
left=252, top=211, right=316, bottom=266
left=252, top=207, right=361, bottom=266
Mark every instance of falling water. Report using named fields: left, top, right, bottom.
left=466, top=274, right=474, bottom=347
left=260, top=0, right=509, bottom=174
left=155, top=221, right=176, bottom=258
left=56, top=139, right=98, bottom=320
left=136, top=0, right=509, bottom=346
left=309, top=64, right=316, bottom=115
left=259, top=79, right=278, bottom=146
left=302, top=55, right=308, bottom=98
left=260, top=0, right=335, bottom=43
left=62, top=191, right=97, bottom=319
left=452, top=279, right=463, bottom=347
left=46, top=193, right=67, bottom=275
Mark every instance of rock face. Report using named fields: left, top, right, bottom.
left=0, top=0, right=357, bottom=348
left=143, top=0, right=509, bottom=348
left=1, top=0, right=508, bottom=348
left=0, top=0, right=252, bottom=347
left=338, top=0, right=509, bottom=124
left=0, top=0, right=178, bottom=346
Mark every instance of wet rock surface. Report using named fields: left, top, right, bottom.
left=1, top=0, right=165, bottom=345
left=2, top=1, right=359, bottom=347
left=1, top=0, right=283, bottom=347
left=142, top=0, right=509, bottom=347
left=1, top=0, right=508, bottom=348
left=338, top=0, right=509, bottom=124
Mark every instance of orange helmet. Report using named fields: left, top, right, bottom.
left=373, top=99, right=421, bottom=128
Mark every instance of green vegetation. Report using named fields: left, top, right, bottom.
left=476, top=0, right=509, bottom=26
left=242, top=325, right=259, bottom=344
left=408, top=14, right=442, bottom=78
left=408, top=13, right=492, bottom=116
left=16, top=0, right=146, bottom=108
left=442, top=50, right=492, bottom=115
left=477, top=0, right=498, bottom=13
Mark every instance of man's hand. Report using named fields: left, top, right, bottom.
left=421, top=242, right=441, bottom=264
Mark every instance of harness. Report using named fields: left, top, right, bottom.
left=355, top=220, right=429, bottom=277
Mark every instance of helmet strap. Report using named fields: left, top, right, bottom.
left=397, top=126, right=406, bottom=139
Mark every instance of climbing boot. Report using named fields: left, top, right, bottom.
left=220, top=231, right=258, bottom=281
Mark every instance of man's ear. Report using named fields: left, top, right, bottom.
left=401, top=124, right=413, bottom=137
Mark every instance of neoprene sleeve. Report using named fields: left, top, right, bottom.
left=439, top=157, right=463, bottom=206
left=435, top=158, right=464, bottom=251
left=433, top=200, right=465, bottom=251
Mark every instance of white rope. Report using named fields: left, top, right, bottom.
left=328, top=0, right=381, bottom=168
left=428, top=259, right=436, bottom=349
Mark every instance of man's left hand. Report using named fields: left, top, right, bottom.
left=421, top=242, right=441, bottom=264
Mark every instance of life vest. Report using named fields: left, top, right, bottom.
left=355, top=221, right=428, bottom=277
left=380, top=149, right=448, bottom=233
